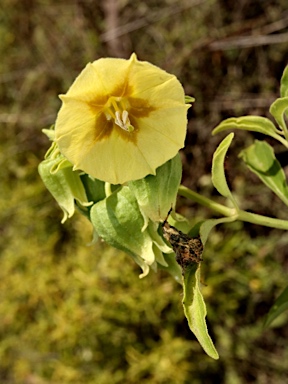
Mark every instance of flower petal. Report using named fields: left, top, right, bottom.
left=64, top=58, right=134, bottom=101
left=76, top=130, right=156, bottom=184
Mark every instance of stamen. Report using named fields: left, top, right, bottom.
left=104, top=97, right=134, bottom=132
left=115, top=110, right=134, bottom=132
left=111, top=99, right=119, bottom=112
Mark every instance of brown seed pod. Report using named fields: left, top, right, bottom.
left=162, top=209, right=203, bottom=270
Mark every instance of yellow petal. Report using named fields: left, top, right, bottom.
left=75, top=129, right=156, bottom=184
left=65, top=57, right=134, bottom=101
left=55, top=98, right=98, bottom=157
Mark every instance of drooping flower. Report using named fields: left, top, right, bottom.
left=55, top=53, right=190, bottom=184
left=38, top=130, right=92, bottom=223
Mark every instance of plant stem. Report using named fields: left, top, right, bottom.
left=178, top=185, right=234, bottom=216
left=237, top=210, right=288, bottom=230
left=178, top=185, right=288, bottom=230
left=105, top=182, right=112, bottom=197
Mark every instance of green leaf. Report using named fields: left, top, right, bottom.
left=212, top=133, right=237, bottom=206
left=200, top=216, right=237, bottom=246
left=239, top=140, right=288, bottom=207
left=280, top=65, right=288, bottom=98
left=182, top=264, right=219, bottom=359
left=264, top=285, right=288, bottom=328
left=269, top=97, right=288, bottom=132
left=185, top=95, right=195, bottom=104
left=212, top=116, right=279, bottom=139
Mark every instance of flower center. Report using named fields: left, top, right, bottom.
left=104, top=97, right=134, bottom=132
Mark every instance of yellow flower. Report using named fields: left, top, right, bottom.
left=55, top=53, right=189, bottom=184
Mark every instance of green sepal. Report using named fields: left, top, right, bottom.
left=147, top=222, right=173, bottom=266
left=80, top=174, right=106, bottom=204
left=239, top=140, right=288, bottom=207
left=128, top=154, right=182, bottom=229
left=38, top=143, right=91, bottom=223
left=90, top=186, right=170, bottom=278
left=42, top=126, right=55, bottom=141
left=185, top=95, right=195, bottom=104
left=182, top=264, right=219, bottom=359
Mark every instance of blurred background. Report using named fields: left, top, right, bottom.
left=1, top=0, right=288, bottom=382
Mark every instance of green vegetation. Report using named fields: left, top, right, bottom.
left=1, top=0, right=288, bottom=382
